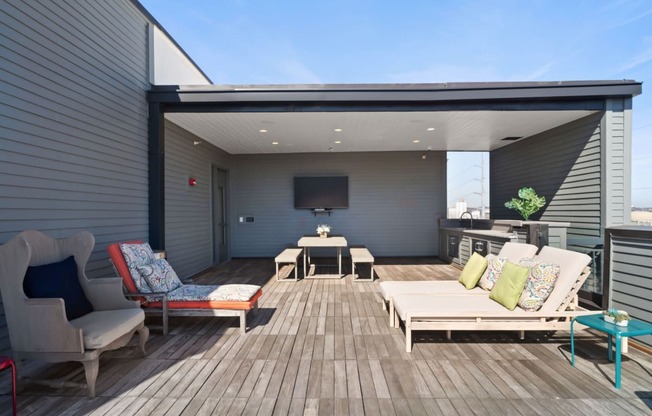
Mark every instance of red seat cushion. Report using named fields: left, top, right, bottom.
left=107, top=240, right=143, bottom=294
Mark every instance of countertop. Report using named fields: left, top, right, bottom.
left=440, top=227, right=516, bottom=240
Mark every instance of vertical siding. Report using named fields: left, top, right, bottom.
left=603, top=99, right=629, bottom=227
left=0, top=1, right=150, bottom=352
left=164, top=121, right=233, bottom=278
left=490, top=113, right=603, bottom=240
left=231, top=152, right=447, bottom=257
left=609, top=236, right=652, bottom=348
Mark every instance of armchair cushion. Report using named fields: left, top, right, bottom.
left=69, top=309, right=145, bottom=350
left=137, top=259, right=182, bottom=293
left=23, top=256, right=94, bottom=320
left=119, top=243, right=156, bottom=293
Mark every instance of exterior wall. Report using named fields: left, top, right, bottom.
left=490, top=112, right=604, bottom=239
left=0, top=0, right=151, bottom=352
left=606, top=227, right=652, bottom=348
left=149, top=25, right=211, bottom=85
left=164, top=120, right=233, bottom=278
left=602, top=98, right=632, bottom=227
left=230, top=152, right=447, bottom=257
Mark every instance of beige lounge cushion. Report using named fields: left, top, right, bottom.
left=536, top=246, right=591, bottom=313
left=393, top=293, right=525, bottom=321
left=70, top=309, right=144, bottom=350
left=498, top=242, right=538, bottom=261
left=379, top=280, right=484, bottom=301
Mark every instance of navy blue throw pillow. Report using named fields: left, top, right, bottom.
left=24, top=255, right=94, bottom=320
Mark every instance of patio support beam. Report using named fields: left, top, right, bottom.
left=148, top=101, right=165, bottom=250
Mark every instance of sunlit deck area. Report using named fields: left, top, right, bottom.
left=2, top=258, right=651, bottom=416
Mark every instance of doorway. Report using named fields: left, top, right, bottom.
left=212, top=167, right=228, bottom=264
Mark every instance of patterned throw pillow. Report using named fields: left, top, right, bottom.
left=477, top=255, right=509, bottom=291
left=517, top=258, right=560, bottom=311
left=137, top=259, right=183, bottom=293
left=119, top=243, right=156, bottom=293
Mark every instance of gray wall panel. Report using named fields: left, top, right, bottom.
left=610, top=236, right=652, bottom=348
left=491, top=113, right=604, bottom=240
left=164, top=121, right=233, bottom=278
left=0, top=0, right=150, bottom=352
left=230, top=152, right=447, bottom=257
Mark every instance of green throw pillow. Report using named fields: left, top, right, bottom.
left=458, top=252, right=488, bottom=289
left=489, top=262, right=530, bottom=310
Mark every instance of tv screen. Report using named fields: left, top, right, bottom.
left=294, top=176, right=349, bottom=209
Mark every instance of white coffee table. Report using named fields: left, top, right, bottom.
left=297, top=235, right=348, bottom=278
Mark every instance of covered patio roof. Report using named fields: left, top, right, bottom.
left=149, top=80, right=642, bottom=154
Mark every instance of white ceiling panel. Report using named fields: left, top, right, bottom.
left=165, top=110, right=596, bottom=154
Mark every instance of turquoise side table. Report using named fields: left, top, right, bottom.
left=571, top=313, right=652, bottom=389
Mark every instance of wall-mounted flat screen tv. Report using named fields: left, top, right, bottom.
left=294, top=176, right=349, bottom=209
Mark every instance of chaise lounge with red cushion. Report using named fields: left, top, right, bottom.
left=107, top=241, right=262, bottom=335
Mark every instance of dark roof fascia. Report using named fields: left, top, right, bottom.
left=149, top=80, right=642, bottom=106
left=130, top=0, right=213, bottom=84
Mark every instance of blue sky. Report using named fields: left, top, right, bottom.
left=141, top=0, right=652, bottom=207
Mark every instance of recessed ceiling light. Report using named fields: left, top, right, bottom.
left=259, top=129, right=268, bottom=133
left=334, top=140, right=342, bottom=144
left=413, top=139, right=420, bottom=143
left=272, top=141, right=279, bottom=145
left=334, top=128, right=342, bottom=132
left=427, top=127, right=435, bottom=131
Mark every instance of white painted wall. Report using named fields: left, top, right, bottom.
left=149, top=25, right=211, bottom=86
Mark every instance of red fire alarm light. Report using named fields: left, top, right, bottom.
left=188, top=177, right=197, bottom=187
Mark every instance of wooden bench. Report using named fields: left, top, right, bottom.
left=350, top=247, right=375, bottom=281
left=275, top=248, right=303, bottom=281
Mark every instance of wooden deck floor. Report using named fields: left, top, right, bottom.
left=2, top=258, right=651, bottom=415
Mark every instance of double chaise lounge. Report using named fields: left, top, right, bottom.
left=380, top=243, right=593, bottom=352
left=379, top=242, right=539, bottom=327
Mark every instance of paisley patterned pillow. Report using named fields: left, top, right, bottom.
left=119, top=243, right=156, bottom=293
left=477, top=255, right=509, bottom=291
left=137, top=259, right=183, bottom=293
left=166, top=284, right=261, bottom=301
left=517, top=258, right=560, bottom=311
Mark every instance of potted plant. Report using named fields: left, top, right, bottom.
left=603, top=308, right=631, bottom=326
left=504, top=187, right=546, bottom=220
left=316, top=224, right=331, bottom=238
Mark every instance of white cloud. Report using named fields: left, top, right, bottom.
left=616, top=45, right=652, bottom=73
left=387, top=64, right=498, bottom=83
left=509, top=62, right=554, bottom=82
left=276, top=60, right=322, bottom=84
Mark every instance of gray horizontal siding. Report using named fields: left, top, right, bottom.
left=164, top=121, right=233, bottom=278
left=0, top=0, right=150, bottom=353
left=231, top=152, right=447, bottom=257
left=610, top=237, right=652, bottom=348
left=491, top=113, right=604, bottom=241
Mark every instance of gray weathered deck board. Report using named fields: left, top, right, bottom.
left=3, top=257, right=652, bottom=415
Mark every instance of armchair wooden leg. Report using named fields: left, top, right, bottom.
left=137, top=325, right=149, bottom=356
left=82, top=358, right=99, bottom=398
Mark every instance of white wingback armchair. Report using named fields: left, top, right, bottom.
left=0, top=230, right=149, bottom=397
